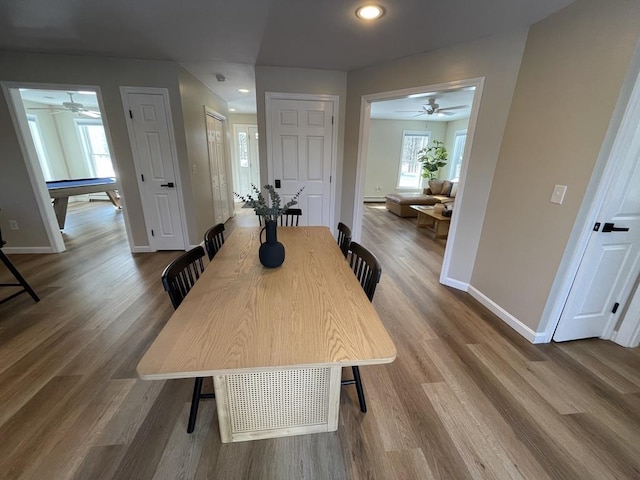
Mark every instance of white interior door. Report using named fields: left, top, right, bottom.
left=554, top=97, right=640, bottom=342
left=124, top=90, right=186, bottom=250
left=207, top=113, right=231, bottom=224
left=267, top=96, right=334, bottom=226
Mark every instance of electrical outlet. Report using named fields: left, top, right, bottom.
left=375, top=186, right=382, bottom=192
left=8, top=220, right=19, bottom=230
left=192, top=164, right=198, bottom=175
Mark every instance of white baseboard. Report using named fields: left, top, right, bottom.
left=131, top=246, right=153, bottom=253
left=441, top=277, right=469, bottom=291
left=363, top=196, right=385, bottom=203
left=2, top=246, right=55, bottom=254
left=467, top=285, right=546, bottom=344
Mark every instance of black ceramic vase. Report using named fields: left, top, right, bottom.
left=259, top=220, right=285, bottom=268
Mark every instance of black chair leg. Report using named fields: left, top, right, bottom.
left=187, top=377, right=204, bottom=433
left=352, top=366, right=367, bottom=413
left=0, top=250, right=39, bottom=304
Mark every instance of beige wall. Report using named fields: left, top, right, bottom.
left=0, top=52, right=226, bottom=249
left=177, top=68, right=229, bottom=244
left=228, top=113, right=257, bottom=125
left=345, top=31, right=528, bottom=283
left=363, top=119, right=446, bottom=199
left=471, top=0, right=640, bottom=332
left=255, top=66, right=347, bottom=222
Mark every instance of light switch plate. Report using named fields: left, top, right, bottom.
left=550, top=185, right=567, bottom=205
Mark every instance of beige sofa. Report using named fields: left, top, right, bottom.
left=385, top=180, right=457, bottom=217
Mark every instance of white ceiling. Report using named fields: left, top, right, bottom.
left=19, top=89, right=99, bottom=108
left=0, top=0, right=575, bottom=113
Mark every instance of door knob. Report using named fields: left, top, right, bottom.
left=602, top=222, right=629, bottom=232
left=160, top=182, right=175, bottom=188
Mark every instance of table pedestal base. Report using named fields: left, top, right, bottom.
left=213, top=366, right=342, bottom=443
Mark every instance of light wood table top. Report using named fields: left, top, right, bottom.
left=137, top=226, right=396, bottom=380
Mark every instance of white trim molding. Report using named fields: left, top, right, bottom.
left=468, top=285, right=546, bottom=344
left=441, top=277, right=469, bottom=292
left=130, top=245, right=153, bottom=253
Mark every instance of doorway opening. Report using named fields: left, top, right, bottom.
left=353, top=78, right=483, bottom=288
left=3, top=82, right=135, bottom=253
left=232, top=123, right=260, bottom=198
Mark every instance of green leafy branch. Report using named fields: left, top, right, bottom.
left=234, top=184, right=305, bottom=222
left=418, top=140, right=448, bottom=180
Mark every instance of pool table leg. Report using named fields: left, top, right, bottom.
left=52, top=197, right=69, bottom=229
left=106, top=190, right=122, bottom=209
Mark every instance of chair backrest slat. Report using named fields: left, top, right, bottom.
left=347, top=241, right=382, bottom=302
left=204, top=223, right=225, bottom=260
left=161, top=246, right=207, bottom=310
left=337, top=222, right=351, bottom=258
left=280, top=208, right=302, bottom=226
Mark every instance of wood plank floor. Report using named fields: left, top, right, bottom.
left=1, top=201, right=639, bottom=480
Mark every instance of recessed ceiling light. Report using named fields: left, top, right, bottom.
left=238, top=88, right=250, bottom=93
left=78, top=91, right=96, bottom=95
left=229, top=108, right=236, bottom=112
left=356, top=5, right=385, bottom=20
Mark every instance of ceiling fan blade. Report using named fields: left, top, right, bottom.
left=411, top=112, right=427, bottom=117
left=27, top=107, right=63, bottom=110
left=82, top=110, right=101, bottom=118
left=395, top=110, right=424, bottom=112
left=437, top=105, right=468, bottom=111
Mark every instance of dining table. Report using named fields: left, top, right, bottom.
left=137, top=226, right=396, bottom=443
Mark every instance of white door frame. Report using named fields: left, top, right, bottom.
left=121, top=86, right=189, bottom=251
left=1, top=81, right=136, bottom=253
left=265, top=92, right=339, bottom=229
left=539, top=50, right=640, bottom=346
left=353, top=77, right=485, bottom=287
left=205, top=107, right=234, bottom=221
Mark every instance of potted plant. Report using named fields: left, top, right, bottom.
left=418, top=140, right=448, bottom=180
left=234, top=184, right=304, bottom=268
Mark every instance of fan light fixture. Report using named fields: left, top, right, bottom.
left=238, top=88, right=250, bottom=93
left=356, top=5, right=385, bottom=20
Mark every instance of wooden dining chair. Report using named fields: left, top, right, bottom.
left=342, top=241, right=382, bottom=413
left=336, top=222, right=352, bottom=258
left=161, top=246, right=215, bottom=433
left=204, top=223, right=225, bottom=260
left=280, top=208, right=302, bottom=226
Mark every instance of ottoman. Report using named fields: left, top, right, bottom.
left=384, top=192, right=439, bottom=217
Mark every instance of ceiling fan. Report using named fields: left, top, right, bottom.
left=397, top=97, right=468, bottom=117
left=27, top=92, right=101, bottom=118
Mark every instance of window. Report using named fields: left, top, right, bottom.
left=450, top=131, right=467, bottom=180
left=398, top=131, right=430, bottom=189
left=27, top=115, right=54, bottom=182
left=237, top=131, right=249, bottom=167
left=75, top=119, right=114, bottom=178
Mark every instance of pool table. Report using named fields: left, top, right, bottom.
left=47, top=177, right=121, bottom=229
